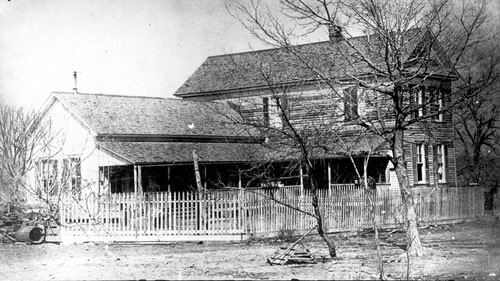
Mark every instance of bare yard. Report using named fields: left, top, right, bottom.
left=1, top=217, right=499, bottom=280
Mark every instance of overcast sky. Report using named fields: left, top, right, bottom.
left=0, top=0, right=286, bottom=108
left=1, top=1, right=498, bottom=109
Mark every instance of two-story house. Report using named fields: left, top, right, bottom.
left=174, top=30, right=458, bottom=189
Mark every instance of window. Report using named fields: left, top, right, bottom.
left=265, top=96, right=290, bottom=128
left=63, top=157, right=81, bottom=194
left=273, top=97, right=289, bottom=128
left=263, top=97, right=269, bottom=126
left=416, top=144, right=427, bottom=183
left=39, top=159, right=58, bottom=196
left=415, top=87, right=425, bottom=117
left=411, top=85, right=444, bottom=121
left=278, top=97, right=289, bottom=124
left=436, top=144, right=446, bottom=182
left=429, top=87, right=444, bottom=121
left=37, top=157, right=82, bottom=198
left=344, top=87, right=358, bottom=121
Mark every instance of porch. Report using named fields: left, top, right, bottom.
left=97, top=156, right=395, bottom=195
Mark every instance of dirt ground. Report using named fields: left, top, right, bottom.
left=1, top=216, right=499, bottom=280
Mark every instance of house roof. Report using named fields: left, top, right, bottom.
left=98, top=141, right=266, bottom=164
left=53, top=92, right=255, bottom=138
left=175, top=30, right=455, bottom=97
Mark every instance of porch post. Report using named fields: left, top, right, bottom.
left=238, top=169, right=244, bottom=234
left=167, top=166, right=171, bottom=193
left=203, top=165, right=207, bottom=189
left=134, top=165, right=138, bottom=194
left=138, top=165, right=143, bottom=194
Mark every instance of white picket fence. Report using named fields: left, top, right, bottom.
left=58, top=185, right=484, bottom=243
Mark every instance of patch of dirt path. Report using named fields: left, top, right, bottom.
left=1, top=217, right=499, bottom=280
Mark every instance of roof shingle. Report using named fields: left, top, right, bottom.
left=54, top=92, right=254, bottom=138
left=174, top=30, right=452, bottom=97
left=98, top=141, right=265, bottom=164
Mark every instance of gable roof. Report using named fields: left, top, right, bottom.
left=52, top=92, right=255, bottom=139
left=175, top=30, right=456, bottom=97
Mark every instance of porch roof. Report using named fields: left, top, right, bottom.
left=98, top=141, right=266, bottom=165
left=265, top=134, right=390, bottom=161
left=98, top=135, right=389, bottom=165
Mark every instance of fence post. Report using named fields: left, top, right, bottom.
left=59, top=195, right=65, bottom=242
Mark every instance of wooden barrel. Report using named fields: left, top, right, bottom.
left=15, top=226, right=45, bottom=244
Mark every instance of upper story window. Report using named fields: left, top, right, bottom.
left=263, top=96, right=290, bottom=128
left=416, top=87, right=425, bottom=117
left=411, top=85, right=444, bottom=121
left=429, top=87, right=444, bottom=121
left=344, top=86, right=358, bottom=121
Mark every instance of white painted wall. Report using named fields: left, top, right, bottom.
left=31, top=97, right=127, bottom=198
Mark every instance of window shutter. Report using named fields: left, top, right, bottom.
left=440, top=87, right=451, bottom=123
left=408, top=85, right=417, bottom=119
left=421, top=86, right=427, bottom=116
left=432, top=145, right=438, bottom=186
left=344, top=87, right=358, bottom=120
left=412, top=143, right=418, bottom=184
left=444, top=144, right=449, bottom=182
left=263, top=97, right=269, bottom=126
left=424, top=144, right=430, bottom=184
left=279, top=97, right=289, bottom=127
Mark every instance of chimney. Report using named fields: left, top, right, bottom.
left=73, top=71, right=78, bottom=94
left=328, top=25, right=343, bottom=42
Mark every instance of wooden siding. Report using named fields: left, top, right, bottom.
left=181, top=78, right=457, bottom=187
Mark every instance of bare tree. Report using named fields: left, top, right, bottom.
left=454, top=33, right=500, bottom=186
left=209, top=70, right=346, bottom=258
left=227, top=0, right=494, bottom=257
left=0, top=103, right=54, bottom=205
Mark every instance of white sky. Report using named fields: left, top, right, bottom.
left=2, top=0, right=497, bottom=109
left=0, top=0, right=288, bottom=109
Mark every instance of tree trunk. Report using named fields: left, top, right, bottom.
left=306, top=164, right=337, bottom=258
left=472, top=145, right=482, bottom=184
left=392, top=130, right=424, bottom=257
